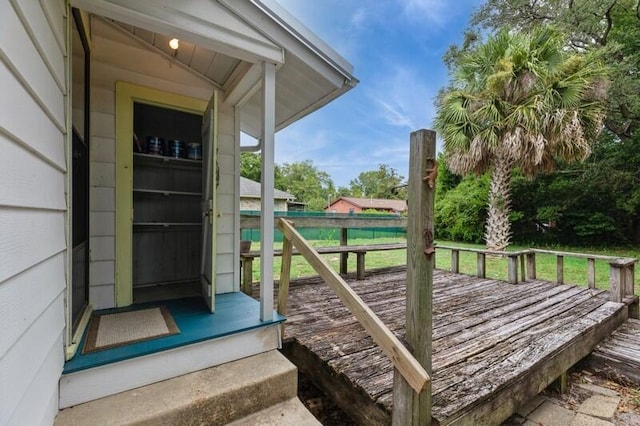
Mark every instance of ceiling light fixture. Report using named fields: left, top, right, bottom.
left=169, top=38, right=180, bottom=50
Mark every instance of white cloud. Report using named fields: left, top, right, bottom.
left=275, top=126, right=332, bottom=164
left=350, top=7, right=367, bottom=30
left=368, top=65, right=435, bottom=131
left=399, top=0, right=448, bottom=26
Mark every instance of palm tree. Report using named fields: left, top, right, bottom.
left=434, top=27, right=608, bottom=251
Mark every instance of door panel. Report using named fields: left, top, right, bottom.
left=200, top=92, right=218, bottom=312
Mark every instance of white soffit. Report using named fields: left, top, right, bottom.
left=71, top=0, right=284, bottom=64
left=71, top=0, right=358, bottom=137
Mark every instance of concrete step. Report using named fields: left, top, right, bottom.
left=55, top=350, right=300, bottom=425
left=228, top=398, right=321, bottom=425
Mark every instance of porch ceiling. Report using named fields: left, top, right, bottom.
left=113, top=21, right=242, bottom=90
left=78, top=0, right=357, bottom=139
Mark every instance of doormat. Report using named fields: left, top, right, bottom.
left=82, top=306, right=179, bottom=354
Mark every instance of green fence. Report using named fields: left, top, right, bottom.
left=240, top=210, right=407, bottom=242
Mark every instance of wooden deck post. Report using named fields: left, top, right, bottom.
left=624, top=262, right=635, bottom=296
left=609, top=260, right=626, bottom=303
left=556, top=255, right=564, bottom=285
left=340, top=227, right=348, bottom=275
left=278, top=220, right=294, bottom=315
left=477, top=253, right=486, bottom=278
left=241, top=257, right=253, bottom=295
left=520, top=254, right=526, bottom=282
left=527, top=253, right=536, bottom=280
left=507, top=255, right=518, bottom=284
left=625, top=261, right=639, bottom=319
left=587, top=258, right=596, bottom=289
left=451, top=249, right=459, bottom=274
left=356, top=252, right=366, bottom=280
left=392, top=129, right=434, bottom=425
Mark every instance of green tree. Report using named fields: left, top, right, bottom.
left=349, top=164, right=406, bottom=199
left=239, top=152, right=262, bottom=182
left=434, top=27, right=608, bottom=250
left=469, top=0, right=640, bottom=140
left=509, top=132, right=640, bottom=246
left=277, top=160, right=335, bottom=211
left=435, top=174, right=489, bottom=243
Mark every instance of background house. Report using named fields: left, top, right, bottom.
left=326, top=196, right=407, bottom=214
left=240, top=177, right=294, bottom=211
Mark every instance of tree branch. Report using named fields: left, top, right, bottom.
left=599, top=1, right=617, bottom=45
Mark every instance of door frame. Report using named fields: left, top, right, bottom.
left=65, top=7, right=93, bottom=360
left=114, top=82, right=208, bottom=306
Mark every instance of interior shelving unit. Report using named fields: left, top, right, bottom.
left=132, top=103, right=203, bottom=302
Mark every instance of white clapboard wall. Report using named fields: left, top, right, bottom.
left=0, top=0, right=67, bottom=425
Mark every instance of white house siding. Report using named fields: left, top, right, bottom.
left=89, top=18, right=238, bottom=307
left=240, top=197, right=288, bottom=212
left=0, top=0, right=67, bottom=425
left=215, top=101, right=239, bottom=293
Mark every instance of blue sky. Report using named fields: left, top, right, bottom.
left=270, top=0, right=484, bottom=188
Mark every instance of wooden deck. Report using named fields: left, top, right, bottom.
left=590, top=318, right=640, bottom=386
left=272, top=267, right=628, bottom=425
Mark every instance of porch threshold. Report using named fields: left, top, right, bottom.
left=63, top=292, right=285, bottom=374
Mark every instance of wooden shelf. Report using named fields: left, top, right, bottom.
left=133, top=222, right=202, bottom=227
left=133, top=188, right=201, bottom=197
left=133, top=152, right=202, bottom=167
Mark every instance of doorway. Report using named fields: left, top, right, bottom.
left=132, top=103, right=203, bottom=303
left=114, top=83, right=217, bottom=310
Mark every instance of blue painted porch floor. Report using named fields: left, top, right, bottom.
left=64, top=292, right=285, bottom=374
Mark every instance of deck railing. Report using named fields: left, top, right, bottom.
left=277, top=218, right=430, bottom=394
left=437, top=245, right=637, bottom=306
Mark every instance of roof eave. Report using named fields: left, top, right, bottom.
left=249, top=0, right=355, bottom=81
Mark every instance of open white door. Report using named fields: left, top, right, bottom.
left=200, top=92, right=218, bottom=313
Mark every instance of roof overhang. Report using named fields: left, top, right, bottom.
left=220, top=0, right=358, bottom=137
left=71, top=0, right=358, bottom=137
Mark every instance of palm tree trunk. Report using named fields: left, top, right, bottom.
left=485, top=154, right=514, bottom=251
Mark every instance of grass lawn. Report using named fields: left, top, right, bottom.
left=247, top=238, right=640, bottom=294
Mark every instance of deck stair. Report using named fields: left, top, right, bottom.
left=590, top=318, right=640, bottom=386
left=55, top=350, right=319, bottom=425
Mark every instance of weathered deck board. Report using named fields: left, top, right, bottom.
left=272, top=267, right=627, bottom=425
left=590, top=318, right=640, bottom=386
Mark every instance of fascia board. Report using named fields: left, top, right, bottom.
left=219, top=0, right=357, bottom=89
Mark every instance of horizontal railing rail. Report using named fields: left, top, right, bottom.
left=435, top=245, right=637, bottom=306
left=277, top=218, right=430, bottom=393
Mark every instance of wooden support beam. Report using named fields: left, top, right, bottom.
left=520, top=255, right=526, bottom=282
left=393, top=129, right=435, bottom=425
left=527, top=253, right=536, bottom=280
left=551, top=371, right=569, bottom=394
left=587, top=258, right=596, bottom=289
left=340, top=228, right=348, bottom=275
left=477, top=253, right=486, bottom=278
left=556, top=255, right=564, bottom=285
left=451, top=250, right=459, bottom=274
